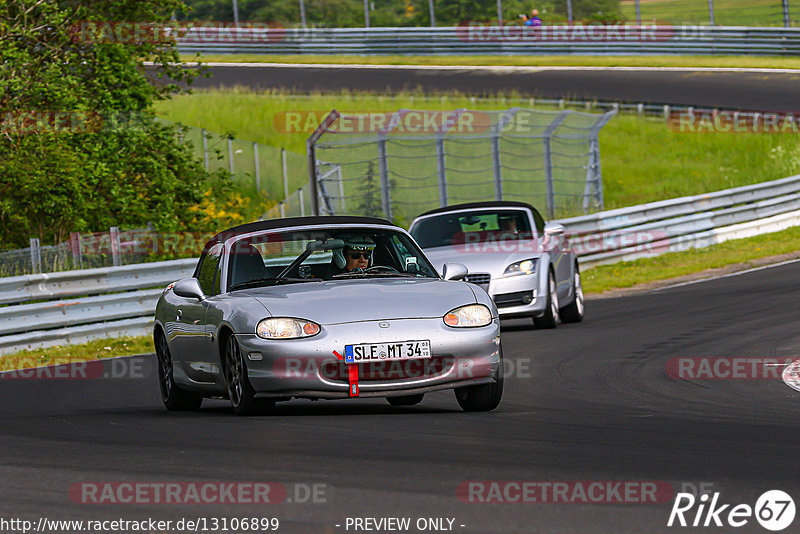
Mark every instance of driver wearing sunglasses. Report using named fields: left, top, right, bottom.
left=330, top=235, right=377, bottom=274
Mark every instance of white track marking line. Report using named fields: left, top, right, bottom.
left=782, top=359, right=800, bottom=392
left=195, top=62, right=800, bottom=74
left=653, top=258, right=800, bottom=292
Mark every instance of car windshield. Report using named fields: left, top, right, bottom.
left=227, top=227, right=439, bottom=291
left=411, top=210, right=534, bottom=249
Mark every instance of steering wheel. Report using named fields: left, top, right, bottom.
left=364, top=265, right=399, bottom=273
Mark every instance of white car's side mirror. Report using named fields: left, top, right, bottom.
left=544, top=222, right=565, bottom=236
left=442, top=262, right=468, bottom=281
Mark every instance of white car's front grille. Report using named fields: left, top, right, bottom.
left=464, top=273, right=491, bottom=290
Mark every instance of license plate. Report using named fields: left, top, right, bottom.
left=344, top=340, right=431, bottom=364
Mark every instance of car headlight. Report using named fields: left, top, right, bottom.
left=256, top=318, right=320, bottom=339
left=444, top=304, right=493, bottom=328
left=503, top=258, right=538, bottom=277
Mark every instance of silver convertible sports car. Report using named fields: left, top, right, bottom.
left=154, top=216, right=503, bottom=415
left=409, top=201, right=584, bottom=328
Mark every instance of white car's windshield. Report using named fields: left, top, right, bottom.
left=227, top=228, right=439, bottom=290
left=411, top=210, right=534, bottom=249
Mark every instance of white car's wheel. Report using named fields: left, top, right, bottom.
left=534, top=270, right=560, bottom=329
left=560, top=266, right=585, bottom=323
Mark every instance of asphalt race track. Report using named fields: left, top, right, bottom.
left=2, top=261, right=799, bottom=533
left=196, top=64, right=800, bottom=111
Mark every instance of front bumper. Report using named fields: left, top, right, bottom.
left=235, top=317, right=501, bottom=399
left=484, top=273, right=547, bottom=319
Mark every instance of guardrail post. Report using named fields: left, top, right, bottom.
left=253, top=142, right=260, bottom=192
left=110, top=227, right=121, bottom=267
left=202, top=128, right=209, bottom=171
left=377, top=135, right=392, bottom=220
left=70, top=232, right=83, bottom=270
left=29, top=238, right=41, bottom=274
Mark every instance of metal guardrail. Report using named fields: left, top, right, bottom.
left=2, top=173, right=800, bottom=354
left=177, top=26, right=800, bottom=56
left=558, top=174, right=800, bottom=266
left=0, top=258, right=196, bottom=306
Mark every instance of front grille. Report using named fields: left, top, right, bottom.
left=464, top=273, right=491, bottom=290
left=321, top=358, right=452, bottom=383
left=494, top=290, right=535, bottom=308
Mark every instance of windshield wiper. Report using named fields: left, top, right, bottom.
left=229, top=277, right=322, bottom=291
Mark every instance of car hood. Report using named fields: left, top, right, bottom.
left=423, top=245, right=544, bottom=277
left=240, top=278, right=478, bottom=324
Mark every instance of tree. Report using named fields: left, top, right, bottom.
left=0, top=0, right=213, bottom=248
left=356, top=161, right=383, bottom=217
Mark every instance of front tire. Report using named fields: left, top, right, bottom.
left=155, top=331, right=202, bottom=411
left=223, top=334, right=274, bottom=416
left=560, top=266, right=585, bottom=323
left=387, top=394, right=424, bottom=406
left=533, top=270, right=560, bottom=329
left=454, top=347, right=504, bottom=412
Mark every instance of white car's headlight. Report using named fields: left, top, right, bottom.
left=444, top=304, right=493, bottom=328
left=503, top=258, right=538, bottom=277
left=256, top=318, right=320, bottom=339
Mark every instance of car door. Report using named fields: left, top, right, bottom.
left=172, top=243, right=222, bottom=383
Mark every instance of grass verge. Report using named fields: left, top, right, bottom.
left=181, top=54, right=800, bottom=70
left=2, top=226, right=799, bottom=370
left=0, top=336, right=154, bottom=373
left=582, top=224, right=800, bottom=293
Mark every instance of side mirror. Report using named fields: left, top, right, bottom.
left=173, top=278, right=205, bottom=300
left=442, top=262, right=468, bottom=281
left=544, top=222, right=565, bottom=237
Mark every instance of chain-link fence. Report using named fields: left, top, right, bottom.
left=274, top=107, right=615, bottom=224
left=0, top=227, right=155, bottom=277
left=175, top=124, right=307, bottom=202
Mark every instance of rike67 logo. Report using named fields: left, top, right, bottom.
left=668, top=490, right=796, bottom=531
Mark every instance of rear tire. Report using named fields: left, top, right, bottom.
left=533, top=270, right=560, bottom=329
left=560, top=266, right=585, bottom=323
left=155, top=331, right=202, bottom=411
left=387, top=394, right=424, bottom=406
left=223, top=334, right=275, bottom=416
left=454, top=347, right=504, bottom=412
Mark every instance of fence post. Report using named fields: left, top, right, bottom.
left=202, top=128, right=209, bottom=171
left=490, top=107, right=520, bottom=202
left=306, top=110, right=341, bottom=216
left=708, top=0, right=715, bottom=25
left=428, top=0, right=436, bottom=26
left=635, top=0, right=641, bottom=24
left=582, top=108, right=616, bottom=213
left=496, top=0, right=503, bottom=25
left=279, top=202, right=285, bottom=218
left=377, top=135, right=392, bottom=220
left=227, top=137, right=234, bottom=177
left=298, top=188, right=305, bottom=217
left=29, top=238, right=41, bottom=274
left=542, top=110, right=572, bottom=219
left=282, top=147, right=289, bottom=200
left=435, top=137, right=447, bottom=207
left=566, top=0, right=573, bottom=24
left=110, top=227, right=121, bottom=267
left=783, top=0, right=791, bottom=27
left=253, top=142, right=260, bottom=192
left=70, top=232, right=83, bottom=270
left=363, top=0, right=370, bottom=27
left=299, top=0, right=307, bottom=28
